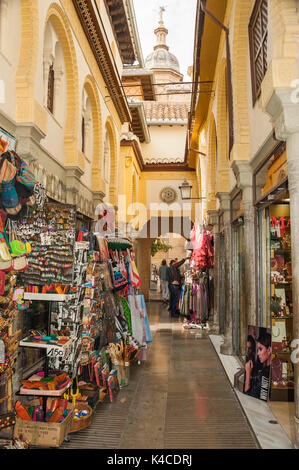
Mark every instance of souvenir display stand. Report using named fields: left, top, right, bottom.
left=180, top=224, right=214, bottom=330
left=0, top=151, right=152, bottom=447
left=0, top=149, right=47, bottom=447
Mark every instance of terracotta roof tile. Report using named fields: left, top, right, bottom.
left=144, top=101, right=189, bottom=122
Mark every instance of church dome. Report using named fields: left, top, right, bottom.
left=145, top=7, right=180, bottom=74
left=145, top=48, right=180, bottom=73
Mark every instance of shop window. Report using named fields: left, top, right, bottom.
left=255, top=146, right=293, bottom=400
left=249, top=0, right=268, bottom=105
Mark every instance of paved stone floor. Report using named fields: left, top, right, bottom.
left=62, top=302, right=259, bottom=449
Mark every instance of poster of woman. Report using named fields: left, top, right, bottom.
left=243, top=326, right=272, bottom=401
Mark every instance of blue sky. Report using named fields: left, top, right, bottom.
left=132, top=0, right=197, bottom=80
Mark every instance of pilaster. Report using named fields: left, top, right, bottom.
left=207, top=209, right=220, bottom=334
left=216, top=192, right=234, bottom=355
left=231, top=161, right=256, bottom=326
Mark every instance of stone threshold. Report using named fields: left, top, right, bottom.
left=209, top=334, right=294, bottom=449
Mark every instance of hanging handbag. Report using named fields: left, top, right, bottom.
left=127, top=249, right=141, bottom=288
left=0, top=271, right=5, bottom=295
left=1, top=179, right=22, bottom=215
left=0, top=153, right=17, bottom=183
left=12, top=256, right=28, bottom=272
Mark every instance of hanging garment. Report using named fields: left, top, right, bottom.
left=128, top=294, right=145, bottom=345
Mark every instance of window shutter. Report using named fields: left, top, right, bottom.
left=47, top=64, right=55, bottom=114
left=82, top=116, right=85, bottom=154
left=249, top=0, right=268, bottom=105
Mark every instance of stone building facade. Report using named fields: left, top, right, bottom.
left=188, top=0, right=299, bottom=447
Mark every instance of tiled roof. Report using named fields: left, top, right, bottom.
left=144, top=101, right=189, bottom=122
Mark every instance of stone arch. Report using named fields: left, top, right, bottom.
left=83, top=75, right=103, bottom=191
left=207, top=113, right=217, bottom=211
left=231, top=0, right=252, bottom=161
left=216, top=58, right=229, bottom=192
left=44, top=3, right=80, bottom=169
left=105, top=116, right=118, bottom=206
left=15, top=0, right=39, bottom=123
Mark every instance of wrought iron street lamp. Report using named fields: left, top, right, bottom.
left=179, top=179, right=206, bottom=200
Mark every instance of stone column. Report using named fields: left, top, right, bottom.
left=285, top=132, right=299, bottom=448
left=265, top=89, right=299, bottom=447
left=207, top=210, right=220, bottom=334
left=232, top=161, right=257, bottom=327
left=217, top=193, right=234, bottom=355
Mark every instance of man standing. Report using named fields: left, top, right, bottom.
left=159, top=259, right=169, bottom=303
left=168, top=257, right=188, bottom=317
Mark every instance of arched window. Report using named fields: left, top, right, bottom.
left=81, top=88, right=93, bottom=159
left=47, top=63, right=55, bottom=113
left=43, top=21, right=66, bottom=123
left=81, top=116, right=85, bottom=154
left=0, top=0, right=9, bottom=56
left=103, top=130, right=111, bottom=183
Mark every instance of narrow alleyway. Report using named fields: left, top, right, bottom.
left=61, top=303, right=259, bottom=449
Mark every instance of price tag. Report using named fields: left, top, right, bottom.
left=125, top=362, right=129, bottom=367
left=47, top=346, right=64, bottom=357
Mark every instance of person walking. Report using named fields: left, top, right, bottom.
left=168, top=257, right=188, bottom=317
left=159, top=259, right=169, bottom=303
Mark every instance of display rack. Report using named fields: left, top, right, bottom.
left=18, top=299, right=72, bottom=418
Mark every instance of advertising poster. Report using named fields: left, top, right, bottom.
left=0, top=127, right=16, bottom=153
left=243, top=325, right=272, bottom=401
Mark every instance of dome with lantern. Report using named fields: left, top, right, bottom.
left=144, top=7, right=181, bottom=74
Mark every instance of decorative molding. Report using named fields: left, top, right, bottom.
left=159, top=187, right=178, bottom=204
left=72, top=0, right=131, bottom=124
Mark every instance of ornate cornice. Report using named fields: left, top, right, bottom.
left=72, top=0, right=131, bottom=123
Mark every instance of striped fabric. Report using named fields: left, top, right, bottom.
left=16, top=161, right=38, bottom=187
left=9, top=152, right=38, bottom=187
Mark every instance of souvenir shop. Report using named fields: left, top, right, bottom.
left=179, top=223, right=214, bottom=329
left=254, top=142, right=294, bottom=402
left=0, top=149, right=152, bottom=448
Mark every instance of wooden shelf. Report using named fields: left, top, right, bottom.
left=20, top=337, right=73, bottom=358
left=23, top=293, right=75, bottom=301
left=17, top=381, right=72, bottom=397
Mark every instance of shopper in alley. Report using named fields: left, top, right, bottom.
left=168, top=257, right=189, bottom=317
left=159, top=259, right=169, bottom=304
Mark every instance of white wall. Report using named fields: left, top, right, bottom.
left=141, top=125, right=187, bottom=162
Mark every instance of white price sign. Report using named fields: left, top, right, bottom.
left=47, top=346, right=64, bottom=357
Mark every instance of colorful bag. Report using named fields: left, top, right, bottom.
left=17, top=161, right=38, bottom=187
left=0, top=158, right=17, bottom=183
left=12, top=256, right=28, bottom=272
left=127, top=249, right=141, bottom=288
left=0, top=234, right=11, bottom=263
left=1, top=179, right=22, bottom=215
left=0, top=272, right=5, bottom=295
